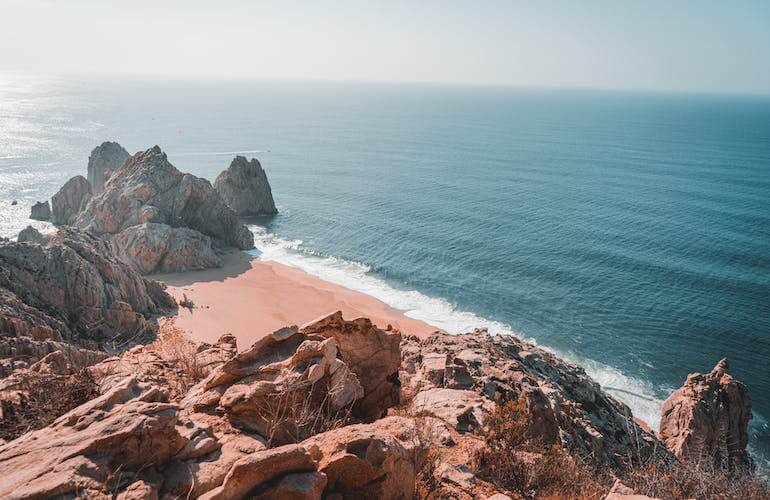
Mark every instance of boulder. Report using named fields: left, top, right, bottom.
left=16, top=225, right=47, bottom=245
left=0, top=227, right=174, bottom=343
left=29, top=201, right=50, bottom=221
left=0, top=378, right=186, bottom=499
left=659, top=358, right=753, bottom=471
left=184, top=325, right=364, bottom=446
left=214, top=156, right=278, bottom=216
left=301, top=312, right=402, bottom=419
left=76, top=146, right=254, bottom=250
left=109, top=222, right=222, bottom=274
left=302, top=416, right=421, bottom=499
left=410, top=387, right=491, bottom=433
left=198, top=445, right=318, bottom=500
left=88, top=141, right=129, bottom=194
left=605, top=480, right=660, bottom=500
left=51, top=175, right=92, bottom=225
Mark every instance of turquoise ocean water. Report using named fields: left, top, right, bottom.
left=1, top=76, right=768, bottom=464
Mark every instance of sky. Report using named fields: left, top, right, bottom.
left=1, top=0, right=770, bottom=95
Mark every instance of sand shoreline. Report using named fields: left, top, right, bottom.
left=152, top=250, right=439, bottom=346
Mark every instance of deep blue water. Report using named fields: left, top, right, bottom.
left=1, top=76, right=768, bottom=463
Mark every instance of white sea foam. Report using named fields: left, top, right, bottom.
left=249, top=225, right=666, bottom=429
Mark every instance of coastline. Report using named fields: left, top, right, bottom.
left=152, top=250, right=440, bottom=346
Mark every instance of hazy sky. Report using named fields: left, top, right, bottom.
left=2, top=0, right=770, bottom=94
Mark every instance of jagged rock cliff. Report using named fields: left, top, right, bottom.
left=214, top=156, right=277, bottom=216
left=51, top=175, right=92, bottom=225
left=659, top=358, right=753, bottom=471
left=0, top=227, right=174, bottom=343
left=76, top=146, right=254, bottom=252
left=87, top=141, right=130, bottom=194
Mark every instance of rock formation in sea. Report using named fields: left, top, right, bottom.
left=87, top=141, right=130, bottom=194
left=214, top=155, right=278, bottom=216
left=51, top=175, right=92, bottom=225
left=0, top=226, right=174, bottom=344
left=77, top=145, right=255, bottom=250
left=28, top=201, right=50, bottom=221
left=659, top=358, right=753, bottom=471
left=16, top=225, right=47, bottom=245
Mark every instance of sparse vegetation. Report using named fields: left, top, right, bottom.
left=0, top=369, right=99, bottom=442
left=257, top=377, right=355, bottom=447
left=147, top=319, right=205, bottom=396
left=179, top=293, right=195, bottom=311
left=474, top=398, right=608, bottom=499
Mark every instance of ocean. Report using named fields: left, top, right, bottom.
left=1, top=75, right=768, bottom=464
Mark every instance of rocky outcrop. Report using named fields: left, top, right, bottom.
left=184, top=324, right=365, bottom=445
left=88, top=141, right=129, bottom=194
left=659, top=358, right=753, bottom=471
left=28, top=201, right=50, bottom=221
left=401, top=330, right=663, bottom=470
left=0, top=227, right=174, bottom=344
left=51, top=175, right=92, bottom=225
left=109, top=222, right=222, bottom=274
left=16, top=226, right=47, bottom=245
left=301, top=312, right=401, bottom=419
left=76, top=146, right=254, bottom=250
left=302, top=416, right=421, bottom=499
left=214, top=156, right=277, bottom=216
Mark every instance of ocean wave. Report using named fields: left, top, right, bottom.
left=248, top=224, right=666, bottom=429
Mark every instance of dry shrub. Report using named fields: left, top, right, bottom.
left=151, top=319, right=204, bottom=381
left=475, top=398, right=608, bottom=499
left=623, top=453, right=770, bottom=499
left=179, top=293, right=195, bottom=310
left=257, top=376, right=354, bottom=447
left=0, top=369, right=99, bottom=441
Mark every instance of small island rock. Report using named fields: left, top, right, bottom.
left=214, top=156, right=277, bottom=216
left=29, top=200, right=51, bottom=221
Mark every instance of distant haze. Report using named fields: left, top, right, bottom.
left=1, top=0, right=770, bottom=95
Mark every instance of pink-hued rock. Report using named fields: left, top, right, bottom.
left=659, top=358, right=753, bottom=470
left=51, top=175, right=92, bottom=225
left=301, top=312, right=402, bottom=419
left=76, top=146, right=253, bottom=250
left=109, top=222, right=222, bottom=274
left=302, top=416, right=421, bottom=499
left=604, top=480, right=660, bottom=500
left=184, top=325, right=364, bottom=445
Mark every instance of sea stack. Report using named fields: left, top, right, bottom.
left=214, top=156, right=278, bottom=216
left=88, top=141, right=129, bottom=194
left=659, top=358, right=753, bottom=471
left=29, top=200, right=51, bottom=221
left=51, top=175, right=92, bottom=225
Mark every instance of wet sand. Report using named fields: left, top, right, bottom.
left=152, top=251, right=439, bottom=346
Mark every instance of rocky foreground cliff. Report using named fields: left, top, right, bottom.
left=0, top=308, right=764, bottom=499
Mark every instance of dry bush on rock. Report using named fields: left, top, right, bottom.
left=0, top=369, right=99, bottom=441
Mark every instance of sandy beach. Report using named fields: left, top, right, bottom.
left=152, top=251, right=439, bottom=346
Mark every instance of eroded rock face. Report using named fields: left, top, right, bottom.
left=184, top=324, right=364, bottom=445
left=401, top=330, right=664, bottom=470
left=302, top=416, right=421, bottom=499
left=0, top=227, right=174, bottom=344
left=109, top=222, right=222, bottom=274
left=76, top=146, right=254, bottom=250
left=51, top=175, right=92, bottom=225
left=29, top=201, right=50, bottom=221
left=214, top=156, right=277, bottom=216
left=659, top=358, right=753, bottom=471
left=301, top=312, right=402, bottom=419
left=0, top=378, right=184, bottom=499
left=88, top=141, right=129, bottom=194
